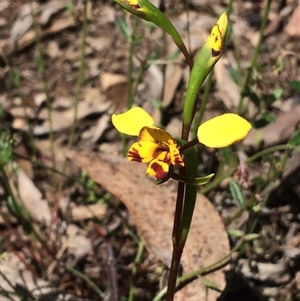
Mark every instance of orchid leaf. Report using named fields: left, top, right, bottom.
left=179, top=147, right=198, bottom=244
left=172, top=173, right=215, bottom=186
left=114, top=0, right=192, bottom=67
left=229, top=180, right=246, bottom=209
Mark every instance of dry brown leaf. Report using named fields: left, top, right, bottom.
left=169, top=12, right=215, bottom=55
left=163, top=63, right=184, bottom=108
left=64, top=224, right=92, bottom=260
left=214, top=56, right=240, bottom=109
left=17, top=168, right=51, bottom=224
left=0, top=253, right=84, bottom=301
left=10, top=4, right=35, bottom=48
left=143, top=64, right=164, bottom=101
left=238, top=259, right=291, bottom=284
left=15, top=16, right=77, bottom=52
left=39, top=1, right=66, bottom=26
left=243, top=104, right=300, bottom=147
left=284, top=3, right=300, bottom=37
left=34, top=101, right=110, bottom=135
left=86, top=36, right=110, bottom=52
left=91, top=114, right=111, bottom=142
left=84, top=87, right=105, bottom=106
left=69, top=203, right=108, bottom=222
left=100, top=72, right=127, bottom=92
left=45, top=40, right=61, bottom=58
left=72, top=152, right=229, bottom=301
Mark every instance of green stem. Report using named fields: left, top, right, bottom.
left=11, top=68, right=38, bottom=161
left=122, top=17, right=139, bottom=156
left=30, top=1, right=56, bottom=186
left=237, top=0, right=272, bottom=114
left=166, top=148, right=198, bottom=300
left=65, top=265, right=103, bottom=297
left=128, top=242, right=144, bottom=301
left=246, top=144, right=299, bottom=163
left=154, top=237, right=246, bottom=301
left=67, top=0, right=89, bottom=149
left=165, top=180, right=185, bottom=301
left=226, top=0, right=234, bottom=16
left=57, top=0, right=89, bottom=193
left=179, top=138, right=198, bottom=154
left=126, top=18, right=139, bottom=110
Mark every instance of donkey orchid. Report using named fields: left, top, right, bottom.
left=112, top=107, right=252, bottom=179
left=112, top=107, right=184, bottom=179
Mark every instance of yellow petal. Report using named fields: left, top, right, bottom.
left=128, top=141, right=163, bottom=163
left=146, top=152, right=170, bottom=179
left=208, top=12, right=228, bottom=57
left=128, top=0, right=142, bottom=10
left=197, top=113, right=252, bottom=148
left=112, top=107, right=154, bottom=136
left=139, top=126, right=176, bottom=146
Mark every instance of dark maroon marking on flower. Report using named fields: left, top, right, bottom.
left=212, top=25, right=223, bottom=57
left=214, top=36, right=219, bottom=43
left=173, top=154, right=184, bottom=166
left=150, top=162, right=168, bottom=179
left=128, top=147, right=143, bottom=162
left=161, top=152, right=171, bottom=164
left=131, top=4, right=141, bottom=9
left=153, top=148, right=164, bottom=158
left=125, top=1, right=141, bottom=9
left=211, top=48, right=220, bottom=57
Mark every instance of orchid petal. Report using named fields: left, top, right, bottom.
left=112, top=107, right=154, bottom=136
left=128, top=141, right=163, bottom=163
left=139, top=126, right=176, bottom=145
left=169, top=144, right=184, bottom=167
left=146, top=152, right=170, bottom=179
left=198, top=113, right=252, bottom=148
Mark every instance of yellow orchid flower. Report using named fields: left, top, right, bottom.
left=112, top=108, right=252, bottom=179
left=112, top=107, right=184, bottom=179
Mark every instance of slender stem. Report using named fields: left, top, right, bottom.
left=128, top=242, right=144, bottom=301
left=122, top=17, right=139, bottom=156
left=10, top=68, right=37, bottom=160
left=237, top=0, right=272, bottom=113
left=30, top=0, right=56, bottom=186
left=66, top=0, right=89, bottom=149
left=165, top=180, right=185, bottom=301
left=172, top=182, right=185, bottom=244
left=246, top=144, right=299, bottom=163
left=126, top=18, right=139, bottom=110
left=226, top=0, right=234, bottom=16
left=58, top=0, right=88, bottom=193
left=65, top=265, right=103, bottom=297
left=154, top=237, right=246, bottom=301
left=179, top=138, right=199, bottom=154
